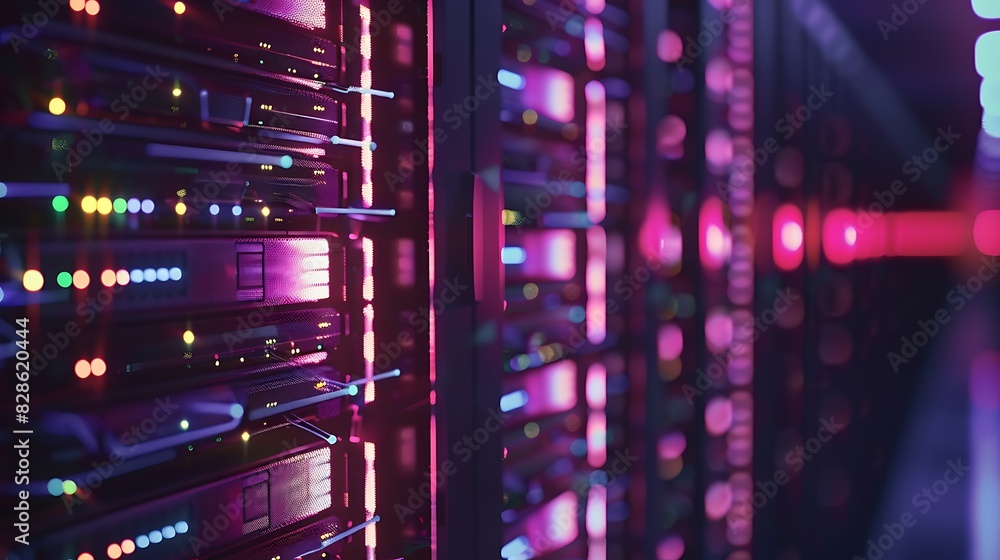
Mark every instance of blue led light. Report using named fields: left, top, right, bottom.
left=232, top=205, right=243, bottom=216
left=279, top=155, right=293, bottom=168
left=162, top=525, right=176, bottom=539
left=500, top=247, right=527, bottom=265
left=127, top=198, right=141, bottom=213
left=979, top=32, right=1000, bottom=79
left=500, top=390, right=529, bottom=413
left=156, top=268, right=169, bottom=282
left=326, top=434, right=338, bottom=444
left=209, top=203, right=220, bottom=215
left=136, top=535, right=150, bottom=548
left=175, top=521, right=189, bottom=534
left=0, top=182, right=7, bottom=198
left=230, top=403, right=244, bottom=419
left=498, top=69, right=526, bottom=90
left=141, top=199, right=155, bottom=214
left=348, top=384, right=359, bottom=396
left=149, top=530, right=162, bottom=544
left=130, top=269, right=144, bottom=283
left=143, top=268, right=156, bottom=282
left=47, top=478, right=63, bottom=496
left=0, top=286, right=4, bottom=304
left=169, top=267, right=182, bottom=281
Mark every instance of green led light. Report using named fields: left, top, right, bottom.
left=113, top=198, right=127, bottom=213
left=56, top=271, right=72, bottom=288
left=180, top=419, right=189, bottom=430
left=52, top=195, right=69, bottom=212
left=188, top=445, right=194, bottom=451
left=62, top=479, right=77, bottom=495
left=215, top=437, right=222, bottom=443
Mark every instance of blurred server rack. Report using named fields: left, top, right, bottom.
left=495, top=1, right=639, bottom=559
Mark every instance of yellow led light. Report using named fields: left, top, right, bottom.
left=81, top=195, right=97, bottom=214
left=49, top=97, right=67, bottom=115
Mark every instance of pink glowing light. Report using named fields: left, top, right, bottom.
left=705, top=129, right=734, bottom=169
left=507, top=230, right=576, bottom=280
left=878, top=211, right=968, bottom=256
left=705, top=396, right=734, bottom=435
left=363, top=304, right=375, bottom=403
left=519, top=361, right=577, bottom=416
left=656, top=536, right=685, bottom=560
left=586, top=81, right=607, bottom=225
left=587, top=411, right=607, bottom=467
left=705, top=310, right=733, bottom=353
left=845, top=226, right=857, bottom=246
left=706, top=57, right=734, bottom=95
left=586, top=485, right=607, bottom=539
left=360, top=5, right=374, bottom=208
left=638, top=194, right=682, bottom=266
left=363, top=236, right=375, bottom=403
left=705, top=481, right=733, bottom=520
left=243, top=0, right=326, bottom=30
left=526, top=492, right=579, bottom=553
left=657, top=31, right=683, bottom=63
left=586, top=362, right=607, bottom=409
left=699, top=197, right=730, bottom=270
left=657, top=324, right=683, bottom=360
left=427, top=0, right=437, bottom=554
left=586, top=226, right=607, bottom=344
left=657, top=431, right=686, bottom=460
left=822, top=209, right=858, bottom=265
left=584, top=18, right=606, bottom=71
left=364, top=441, right=377, bottom=556
left=639, top=194, right=682, bottom=266
left=773, top=203, right=804, bottom=270
left=585, top=0, right=606, bottom=14
left=783, top=222, right=803, bottom=250
left=824, top=210, right=969, bottom=263
left=521, top=66, right=575, bottom=122
left=974, top=210, right=1000, bottom=255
